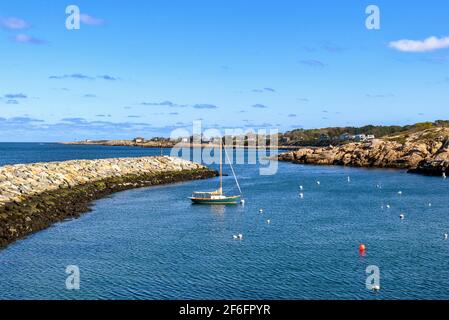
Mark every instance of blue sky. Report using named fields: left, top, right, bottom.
left=1, top=0, right=449, bottom=142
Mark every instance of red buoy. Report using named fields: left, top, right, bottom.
left=359, top=244, right=366, bottom=254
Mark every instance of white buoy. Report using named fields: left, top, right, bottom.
left=259, top=209, right=263, bottom=214
left=240, top=199, right=245, bottom=205
left=386, top=204, right=391, bottom=209
left=399, top=214, right=405, bottom=220
left=372, top=285, right=380, bottom=292
left=347, top=176, right=351, bottom=183
left=299, top=193, right=304, bottom=199
left=299, top=185, right=304, bottom=190
left=428, top=203, right=432, bottom=207
left=444, top=233, right=448, bottom=240
left=233, top=234, right=244, bottom=241
left=266, top=219, right=271, bottom=224
left=398, top=191, right=402, bottom=195
left=443, top=172, right=447, bottom=179
left=316, top=181, right=321, bottom=185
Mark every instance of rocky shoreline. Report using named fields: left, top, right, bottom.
left=0, top=157, right=217, bottom=249
left=277, top=127, right=449, bottom=176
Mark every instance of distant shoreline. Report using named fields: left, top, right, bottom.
left=61, top=140, right=299, bottom=150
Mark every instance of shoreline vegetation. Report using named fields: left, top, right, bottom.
left=0, top=156, right=217, bottom=249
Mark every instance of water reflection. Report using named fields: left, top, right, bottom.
left=210, top=205, right=226, bottom=215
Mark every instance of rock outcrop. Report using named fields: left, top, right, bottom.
left=278, top=127, right=449, bottom=176
left=0, top=156, right=216, bottom=248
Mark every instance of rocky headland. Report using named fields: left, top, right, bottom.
left=0, top=156, right=216, bottom=248
left=278, top=127, right=449, bottom=176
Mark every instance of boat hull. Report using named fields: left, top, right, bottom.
left=190, top=196, right=241, bottom=205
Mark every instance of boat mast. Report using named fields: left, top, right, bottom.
left=219, top=138, right=223, bottom=194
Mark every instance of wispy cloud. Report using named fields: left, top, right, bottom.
left=83, top=94, right=97, bottom=98
left=252, top=104, right=268, bottom=109
left=12, top=34, right=46, bottom=45
left=98, top=75, right=119, bottom=81
left=141, top=101, right=217, bottom=109
left=141, top=101, right=186, bottom=107
left=288, top=114, right=297, bottom=117
left=322, top=41, right=345, bottom=53
left=49, top=74, right=119, bottom=81
left=4, top=93, right=27, bottom=99
left=80, top=14, right=105, bottom=26
left=127, top=115, right=141, bottom=118
left=389, top=36, right=449, bottom=53
left=252, top=87, right=276, bottom=93
left=61, top=117, right=88, bottom=124
left=49, top=74, right=94, bottom=80
left=193, top=104, right=218, bottom=109
left=0, top=17, right=30, bottom=30
left=299, top=59, right=327, bottom=67
left=0, top=116, right=44, bottom=125
left=6, top=100, right=19, bottom=105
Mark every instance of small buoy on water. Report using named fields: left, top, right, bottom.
left=233, top=234, right=243, bottom=240
left=386, top=204, right=391, bottom=209
left=428, top=203, right=432, bottom=207
left=372, top=285, right=380, bottom=292
left=267, top=219, right=271, bottom=224
left=444, top=233, right=448, bottom=240
left=240, top=199, right=245, bottom=205
left=299, top=193, right=304, bottom=199
left=399, top=214, right=405, bottom=220
left=398, top=191, right=403, bottom=195
left=259, top=209, right=263, bottom=214
left=299, top=185, right=304, bottom=190
left=347, top=176, right=351, bottom=183
left=316, top=181, right=321, bottom=185
left=359, top=244, right=366, bottom=254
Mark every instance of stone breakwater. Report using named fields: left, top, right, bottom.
left=0, top=156, right=217, bottom=248
left=277, top=128, right=449, bottom=176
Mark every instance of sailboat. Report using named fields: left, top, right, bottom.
left=190, top=141, right=241, bottom=205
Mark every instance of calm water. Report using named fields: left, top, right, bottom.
left=1, top=143, right=449, bottom=300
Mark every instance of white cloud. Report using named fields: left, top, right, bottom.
left=12, top=34, right=45, bottom=45
left=389, top=36, right=449, bottom=52
left=0, top=17, right=30, bottom=30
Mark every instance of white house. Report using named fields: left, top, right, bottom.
left=133, top=137, right=145, bottom=143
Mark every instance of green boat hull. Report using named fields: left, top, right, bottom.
left=190, top=196, right=241, bottom=205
